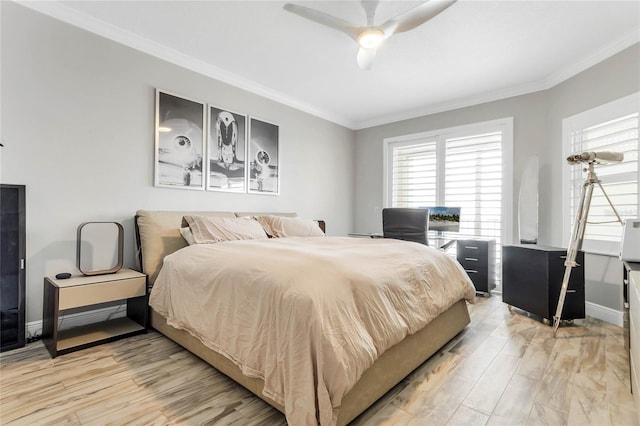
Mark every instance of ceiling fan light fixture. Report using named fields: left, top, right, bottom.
left=284, top=0, right=457, bottom=68
left=357, top=28, right=385, bottom=49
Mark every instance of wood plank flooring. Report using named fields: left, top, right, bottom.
left=1, top=296, right=638, bottom=425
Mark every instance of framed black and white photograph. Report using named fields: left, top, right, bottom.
left=248, top=117, right=279, bottom=195
left=207, top=106, right=247, bottom=192
left=154, top=89, right=205, bottom=190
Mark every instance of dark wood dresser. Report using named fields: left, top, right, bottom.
left=457, top=239, right=496, bottom=294
left=502, top=244, right=585, bottom=323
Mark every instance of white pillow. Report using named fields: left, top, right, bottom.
left=182, top=215, right=268, bottom=244
left=256, top=215, right=325, bottom=238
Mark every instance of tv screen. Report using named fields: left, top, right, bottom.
left=425, top=207, right=461, bottom=233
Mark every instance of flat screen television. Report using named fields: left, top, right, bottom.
left=424, top=206, right=461, bottom=234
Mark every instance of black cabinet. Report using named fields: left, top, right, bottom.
left=502, top=244, right=585, bottom=322
left=1, top=184, right=26, bottom=352
left=457, top=239, right=495, bottom=294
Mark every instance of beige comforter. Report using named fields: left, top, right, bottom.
left=149, top=237, right=475, bottom=425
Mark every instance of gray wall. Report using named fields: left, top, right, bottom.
left=544, top=43, right=640, bottom=246
left=0, top=3, right=355, bottom=323
left=544, top=44, right=640, bottom=312
left=354, top=44, right=640, bottom=312
left=354, top=91, right=548, bottom=238
left=2, top=1, right=637, bottom=324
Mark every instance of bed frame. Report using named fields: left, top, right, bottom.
left=134, top=210, right=470, bottom=425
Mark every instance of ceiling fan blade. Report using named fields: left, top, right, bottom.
left=361, top=0, right=380, bottom=27
left=380, top=0, right=457, bottom=37
left=283, top=3, right=361, bottom=40
left=357, top=47, right=376, bottom=70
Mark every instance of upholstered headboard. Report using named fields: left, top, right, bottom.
left=134, top=210, right=324, bottom=285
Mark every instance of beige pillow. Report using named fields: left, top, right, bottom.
left=179, top=227, right=196, bottom=245
left=135, top=210, right=235, bottom=285
left=256, top=215, right=325, bottom=238
left=182, top=215, right=268, bottom=244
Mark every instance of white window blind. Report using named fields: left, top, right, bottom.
left=390, top=140, right=437, bottom=207
left=564, top=94, right=639, bottom=254
left=388, top=131, right=505, bottom=242
left=444, top=132, right=503, bottom=241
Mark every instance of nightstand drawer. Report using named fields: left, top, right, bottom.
left=59, top=276, right=146, bottom=310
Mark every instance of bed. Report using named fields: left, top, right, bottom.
left=135, top=210, right=475, bottom=426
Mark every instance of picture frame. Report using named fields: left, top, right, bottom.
left=207, top=106, right=247, bottom=192
left=248, top=117, right=279, bottom=195
left=154, top=89, right=206, bottom=190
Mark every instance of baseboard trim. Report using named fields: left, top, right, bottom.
left=585, top=301, right=624, bottom=327
left=26, top=305, right=126, bottom=339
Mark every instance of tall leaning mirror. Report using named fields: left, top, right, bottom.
left=77, top=222, right=124, bottom=276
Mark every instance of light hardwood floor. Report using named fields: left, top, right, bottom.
left=1, top=296, right=638, bottom=425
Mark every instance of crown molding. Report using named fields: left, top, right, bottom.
left=14, top=1, right=640, bottom=132
left=541, top=27, right=640, bottom=91
left=354, top=28, right=640, bottom=130
left=15, top=0, right=356, bottom=129
left=352, top=79, right=551, bottom=130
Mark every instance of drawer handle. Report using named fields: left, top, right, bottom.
left=567, top=289, right=576, bottom=293
left=466, top=269, right=478, bottom=273
left=464, top=257, right=478, bottom=261
left=464, top=246, right=479, bottom=250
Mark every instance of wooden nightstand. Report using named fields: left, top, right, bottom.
left=42, top=269, right=148, bottom=358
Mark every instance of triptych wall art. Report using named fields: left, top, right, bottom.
left=154, top=89, right=279, bottom=195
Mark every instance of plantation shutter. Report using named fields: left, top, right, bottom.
left=389, top=132, right=504, bottom=242
left=569, top=113, right=639, bottom=242
left=444, top=132, right=503, bottom=242
left=390, top=140, right=437, bottom=208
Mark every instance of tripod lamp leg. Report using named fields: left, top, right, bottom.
left=553, top=177, right=593, bottom=336
left=553, top=262, right=577, bottom=335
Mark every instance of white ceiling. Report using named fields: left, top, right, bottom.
left=21, top=0, right=640, bottom=129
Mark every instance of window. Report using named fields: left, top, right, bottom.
left=384, top=118, right=513, bottom=289
left=389, top=140, right=437, bottom=207
left=444, top=132, right=504, bottom=239
left=562, top=93, right=639, bottom=255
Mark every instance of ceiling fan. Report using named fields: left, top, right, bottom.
left=283, top=0, right=457, bottom=70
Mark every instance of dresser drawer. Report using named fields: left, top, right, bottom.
left=456, top=239, right=495, bottom=294
left=458, top=241, right=490, bottom=263
left=630, top=275, right=639, bottom=335
left=458, top=256, right=488, bottom=272
left=464, top=267, right=488, bottom=284
left=630, top=273, right=639, bottom=375
left=59, top=276, right=146, bottom=310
